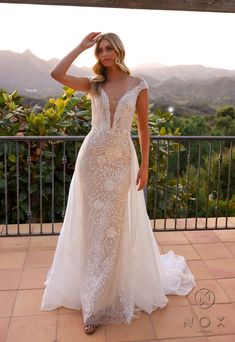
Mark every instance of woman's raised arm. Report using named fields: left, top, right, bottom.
left=50, top=32, right=101, bottom=92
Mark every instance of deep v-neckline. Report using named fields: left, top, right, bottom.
left=101, top=79, right=143, bottom=129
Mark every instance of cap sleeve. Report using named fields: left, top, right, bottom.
left=136, top=78, right=149, bottom=94
left=86, top=76, right=95, bottom=97
left=87, top=75, right=93, bottom=83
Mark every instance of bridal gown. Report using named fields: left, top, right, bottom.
left=40, top=76, right=196, bottom=325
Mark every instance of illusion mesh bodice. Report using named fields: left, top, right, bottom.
left=89, top=78, right=149, bottom=133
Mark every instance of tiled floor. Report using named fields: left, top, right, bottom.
left=0, top=218, right=235, bottom=342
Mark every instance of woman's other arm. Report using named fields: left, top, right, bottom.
left=135, top=88, right=150, bottom=191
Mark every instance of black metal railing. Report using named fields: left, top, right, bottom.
left=0, top=135, right=234, bottom=236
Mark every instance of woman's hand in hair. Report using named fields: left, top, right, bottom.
left=80, top=32, right=102, bottom=50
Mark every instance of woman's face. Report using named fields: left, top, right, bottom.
left=96, top=39, right=118, bottom=67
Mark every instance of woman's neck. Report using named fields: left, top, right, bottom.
left=106, top=66, right=128, bottom=82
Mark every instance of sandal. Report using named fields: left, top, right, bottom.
left=84, top=324, right=98, bottom=334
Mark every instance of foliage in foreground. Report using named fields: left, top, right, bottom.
left=0, top=88, right=234, bottom=224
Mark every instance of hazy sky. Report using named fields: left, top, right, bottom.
left=1, top=3, right=235, bottom=70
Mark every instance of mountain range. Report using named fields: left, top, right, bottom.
left=1, top=49, right=235, bottom=115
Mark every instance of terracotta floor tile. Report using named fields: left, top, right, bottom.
left=184, top=231, right=221, bottom=244
left=1, top=225, right=235, bottom=342
left=6, top=314, right=57, bottom=342
left=115, top=311, right=156, bottom=341
left=32, top=223, right=62, bottom=234
left=193, top=243, right=233, bottom=260
left=228, top=217, right=235, bottom=228
left=0, top=237, right=30, bottom=251
left=166, top=294, right=189, bottom=306
left=58, top=307, right=82, bottom=315
left=217, top=278, right=235, bottom=302
left=0, top=291, right=17, bottom=318
left=204, top=258, right=235, bottom=279
left=203, top=217, right=232, bottom=229
left=213, top=230, right=235, bottom=242
left=29, top=235, right=58, bottom=251
left=186, top=261, right=214, bottom=280
left=1, top=224, right=32, bottom=235
left=184, top=218, right=206, bottom=229
left=151, top=220, right=170, bottom=231
left=183, top=218, right=208, bottom=229
left=13, top=289, right=56, bottom=317
left=172, top=218, right=189, bottom=229
left=207, top=335, right=235, bottom=341
left=1, top=224, right=60, bottom=236
left=150, top=305, right=203, bottom=339
left=160, top=337, right=208, bottom=342
left=23, top=250, right=54, bottom=268
left=224, top=242, right=235, bottom=257
left=106, top=311, right=156, bottom=341
left=154, top=232, right=190, bottom=245
left=0, top=318, right=10, bottom=342
left=57, top=313, right=106, bottom=342
left=105, top=322, right=126, bottom=342
left=150, top=218, right=163, bottom=230
left=186, top=279, right=230, bottom=305
left=0, top=251, right=26, bottom=269
left=192, top=303, right=235, bottom=336
left=152, top=218, right=191, bottom=230
left=151, top=217, right=235, bottom=231
left=151, top=218, right=189, bottom=230
left=161, top=244, right=200, bottom=260
left=0, top=269, right=22, bottom=290
left=19, top=267, right=49, bottom=289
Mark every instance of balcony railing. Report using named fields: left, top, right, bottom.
left=0, top=135, right=234, bottom=236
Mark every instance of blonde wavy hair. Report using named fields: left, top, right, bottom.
left=90, top=32, right=130, bottom=95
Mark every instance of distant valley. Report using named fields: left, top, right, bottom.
left=1, top=49, right=235, bottom=116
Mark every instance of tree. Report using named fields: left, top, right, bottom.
left=215, top=106, right=235, bottom=137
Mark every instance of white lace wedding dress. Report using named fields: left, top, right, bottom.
left=40, top=77, right=196, bottom=325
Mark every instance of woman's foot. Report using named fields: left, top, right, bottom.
left=84, top=324, right=98, bottom=334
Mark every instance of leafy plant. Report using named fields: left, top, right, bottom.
left=0, top=88, right=233, bottom=224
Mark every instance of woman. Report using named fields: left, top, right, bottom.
left=41, top=32, right=196, bottom=335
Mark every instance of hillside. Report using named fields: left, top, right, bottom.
left=0, top=49, right=91, bottom=98
left=1, top=49, right=235, bottom=115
